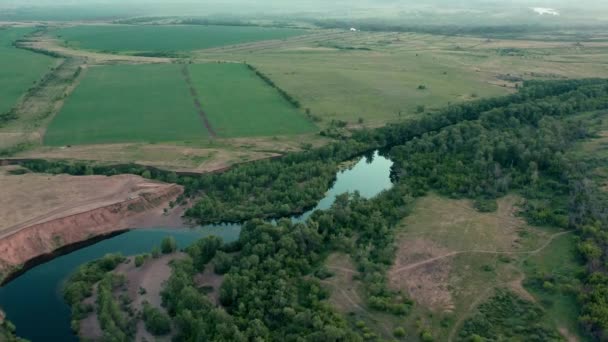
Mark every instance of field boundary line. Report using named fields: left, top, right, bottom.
left=180, top=65, right=217, bottom=138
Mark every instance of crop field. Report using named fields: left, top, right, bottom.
left=187, top=63, right=317, bottom=137
left=54, top=25, right=307, bottom=53
left=0, top=27, right=56, bottom=116
left=44, top=64, right=209, bottom=146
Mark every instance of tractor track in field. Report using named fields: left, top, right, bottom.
left=180, top=65, right=217, bottom=137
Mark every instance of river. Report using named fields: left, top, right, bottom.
left=0, top=150, right=393, bottom=341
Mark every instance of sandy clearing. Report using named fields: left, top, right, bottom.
left=19, top=36, right=172, bottom=65
left=0, top=170, right=168, bottom=234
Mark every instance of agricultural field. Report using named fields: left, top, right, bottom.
left=188, top=63, right=317, bottom=137
left=44, top=64, right=209, bottom=146
left=197, top=30, right=608, bottom=126
left=54, top=25, right=307, bottom=53
left=44, top=62, right=317, bottom=146
left=0, top=27, right=56, bottom=116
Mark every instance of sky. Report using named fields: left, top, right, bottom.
left=0, top=0, right=606, bottom=24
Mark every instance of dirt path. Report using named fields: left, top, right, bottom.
left=440, top=230, right=574, bottom=342
left=390, top=230, right=574, bottom=275
left=19, top=35, right=173, bottom=65
left=180, top=65, right=217, bottom=137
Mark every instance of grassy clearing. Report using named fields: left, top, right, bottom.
left=45, top=64, right=208, bottom=146
left=55, top=25, right=306, bottom=53
left=373, top=194, right=569, bottom=341
left=0, top=27, right=55, bottom=115
left=188, top=63, right=317, bottom=138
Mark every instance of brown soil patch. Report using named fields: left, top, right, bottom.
left=79, top=254, right=180, bottom=342
left=0, top=170, right=183, bottom=279
left=508, top=274, right=536, bottom=303
left=19, top=35, right=172, bottom=65
left=193, top=264, right=224, bottom=306
left=15, top=143, right=283, bottom=173
left=115, top=253, right=182, bottom=312
left=558, top=327, right=580, bottom=342
left=0, top=171, right=171, bottom=233
left=389, top=238, right=454, bottom=313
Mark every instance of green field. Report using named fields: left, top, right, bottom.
left=45, top=64, right=208, bottom=146
left=188, top=63, right=317, bottom=137
left=45, top=63, right=316, bottom=145
left=0, top=27, right=55, bottom=115
left=55, top=25, right=306, bottom=53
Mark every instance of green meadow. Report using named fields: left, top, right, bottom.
left=55, top=25, right=306, bottom=53
left=0, top=27, right=55, bottom=115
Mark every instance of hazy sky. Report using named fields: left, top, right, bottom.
left=0, top=0, right=606, bottom=23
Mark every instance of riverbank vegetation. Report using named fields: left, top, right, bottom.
left=55, top=78, right=608, bottom=340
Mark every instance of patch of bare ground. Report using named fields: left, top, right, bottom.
left=193, top=264, right=224, bottom=306
left=18, top=35, right=172, bottom=65
left=116, top=253, right=182, bottom=342
left=0, top=170, right=174, bottom=232
left=389, top=239, right=455, bottom=313
left=79, top=254, right=181, bottom=342
left=559, top=327, right=580, bottom=342
left=14, top=143, right=285, bottom=173
left=0, top=168, right=184, bottom=279
left=79, top=285, right=102, bottom=341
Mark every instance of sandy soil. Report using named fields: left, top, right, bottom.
left=19, top=36, right=172, bottom=65
left=0, top=169, right=170, bottom=234
left=388, top=239, right=455, bottom=313
left=15, top=143, right=284, bottom=173
left=80, top=253, right=181, bottom=342
left=0, top=169, right=183, bottom=279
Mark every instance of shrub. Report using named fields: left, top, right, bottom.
left=142, top=302, right=171, bottom=336
left=161, top=237, right=177, bottom=254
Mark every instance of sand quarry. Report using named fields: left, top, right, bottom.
left=0, top=166, right=184, bottom=278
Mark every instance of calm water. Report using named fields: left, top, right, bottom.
left=0, top=151, right=393, bottom=341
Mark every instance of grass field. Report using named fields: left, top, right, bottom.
left=45, top=64, right=208, bottom=146
left=188, top=63, right=317, bottom=137
left=0, top=27, right=55, bottom=115
left=55, top=25, right=306, bottom=53
left=197, top=30, right=608, bottom=127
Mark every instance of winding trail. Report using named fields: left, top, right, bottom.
left=390, top=230, right=574, bottom=275
left=180, top=65, right=217, bottom=137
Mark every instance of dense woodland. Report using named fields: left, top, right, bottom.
left=31, top=79, right=608, bottom=340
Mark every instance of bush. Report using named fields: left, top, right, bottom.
left=142, top=302, right=171, bottom=336
left=134, top=255, right=146, bottom=268
left=394, top=327, right=406, bottom=338
left=474, top=198, right=498, bottom=212
left=161, top=237, right=177, bottom=254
